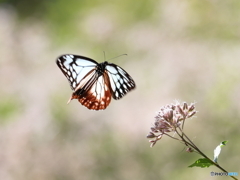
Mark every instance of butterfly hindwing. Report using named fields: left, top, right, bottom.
left=75, top=72, right=112, bottom=110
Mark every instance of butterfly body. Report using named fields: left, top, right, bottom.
left=96, top=61, right=108, bottom=75
left=56, top=54, right=136, bottom=110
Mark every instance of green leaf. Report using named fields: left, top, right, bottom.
left=188, top=158, right=214, bottom=168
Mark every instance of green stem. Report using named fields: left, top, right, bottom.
left=176, top=129, right=238, bottom=180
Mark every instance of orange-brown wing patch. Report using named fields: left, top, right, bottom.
left=72, top=72, right=112, bottom=110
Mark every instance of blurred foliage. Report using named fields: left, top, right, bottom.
left=1, top=0, right=157, bottom=22
left=50, top=93, right=83, bottom=139
left=2, top=0, right=240, bottom=43
left=85, top=130, right=191, bottom=180
left=208, top=74, right=238, bottom=113
left=0, top=97, right=20, bottom=123
left=1, top=0, right=49, bottom=19
left=1, top=0, right=159, bottom=44
left=189, top=0, right=240, bottom=40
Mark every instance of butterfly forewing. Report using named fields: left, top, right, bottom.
left=105, top=64, right=136, bottom=100
left=56, top=55, right=97, bottom=90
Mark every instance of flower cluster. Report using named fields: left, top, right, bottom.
left=147, top=101, right=197, bottom=147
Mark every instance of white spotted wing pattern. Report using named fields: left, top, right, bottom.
left=56, top=54, right=136, bottom=110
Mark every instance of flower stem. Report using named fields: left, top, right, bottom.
left=178, top=130, right=238, bottom=180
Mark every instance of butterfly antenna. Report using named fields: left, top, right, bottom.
left=103, top=51, right=106, bottom=61
left=107, top=54, right=128, bottom=61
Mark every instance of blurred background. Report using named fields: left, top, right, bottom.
left=0, top=0, right=239, bottom=179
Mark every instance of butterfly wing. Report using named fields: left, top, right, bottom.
left=74, top=71, right=112, bottom=110
left=56, top=54, right=98, bottom=91
left=105, top=63, right=136, bottom=100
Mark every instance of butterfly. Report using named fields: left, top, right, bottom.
left=56, top=54, right=136, bottom=110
